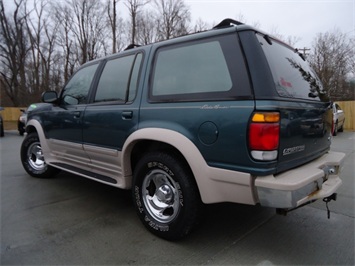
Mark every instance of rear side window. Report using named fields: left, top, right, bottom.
left=257, top=34, right=325, bottom=101
left=150, top=34, right=251, bottom=102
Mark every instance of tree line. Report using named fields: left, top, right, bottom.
left=1, top=0, right=354, bottom=107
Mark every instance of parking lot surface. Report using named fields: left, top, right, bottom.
left=1, top=130, right=354, bottom=265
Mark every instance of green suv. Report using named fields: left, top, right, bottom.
left=21, top=19, right=345, bottom=240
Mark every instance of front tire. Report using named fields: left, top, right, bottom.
left=333, top=121, right=338, bottom=136
left=339, top=120, right=344, bottom=132
left=21, top=132, right=59, bottom=178
left=133, top=151, right=201, bottom=240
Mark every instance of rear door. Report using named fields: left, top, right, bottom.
left=82, top=52, right=144, bottom=180
left=255, top=34, right=333, bottom=173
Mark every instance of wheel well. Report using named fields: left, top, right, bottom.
left=129, top=139, right=201, bottom=201
left=26, top=125, right=37, bottom=134
left=130, top=140, right=192, bottom=176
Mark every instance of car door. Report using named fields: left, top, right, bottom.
left=82, top=53, right=143, bottom=182
left=44, top=62, right=100, bottom=169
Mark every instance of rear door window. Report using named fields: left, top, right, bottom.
left=257, top=34, right=326, bottom=101
left=94, top=53, right=143, bottom=103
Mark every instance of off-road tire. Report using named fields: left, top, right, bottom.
left=132, top=151, right=201, bottom=240
left=21, top=132, right=59, bottom=178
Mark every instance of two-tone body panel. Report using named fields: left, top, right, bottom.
left=24, top=23, right=344, bottom=211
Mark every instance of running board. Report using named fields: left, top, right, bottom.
left=51, top=162, right=117, bottom=184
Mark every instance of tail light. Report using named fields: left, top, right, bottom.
left=249, top=112, right=280, bottom=161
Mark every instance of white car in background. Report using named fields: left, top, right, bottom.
left=332, top=103, right=345, bottom=136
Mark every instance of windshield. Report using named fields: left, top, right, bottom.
left=257, top=34, right=327, bottom=101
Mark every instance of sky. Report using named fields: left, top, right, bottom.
left=4, top=0, right=354, bottom=49
left=185, top=0, right=354, bottom=49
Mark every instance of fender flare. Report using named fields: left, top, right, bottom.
left=122, top=128, right=205, bottom=177
left=25, top=119, right=51, bottom=157
left=121, top=128, right=255, bottom=204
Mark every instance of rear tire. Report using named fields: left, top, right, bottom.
left=132, top=151, right=201, bottom=240
left=21, top=132, right=59, bottom=178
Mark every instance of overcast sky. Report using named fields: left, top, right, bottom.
left=186, top=0, right=354, bottom=48
left=4, top=0, right=354, bottom=49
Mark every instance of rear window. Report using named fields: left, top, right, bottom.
left=257, top=34, right=325, bottom=101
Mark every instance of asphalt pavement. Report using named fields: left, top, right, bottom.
left=1, top=130, right=354, bottom=265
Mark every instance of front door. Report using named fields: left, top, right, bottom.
left=43, top=62, right=100, bottom=169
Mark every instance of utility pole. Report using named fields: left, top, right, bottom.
left=297, top=47, right=311, bottom=58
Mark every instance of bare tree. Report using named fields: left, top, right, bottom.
left=192, top=18, right=210, bottom=33
left=69, top=0, right=108, bottom=64
left=125, top=0, right=150, bottom=45
left=136, top=10, right=158, bottom=45
left=309, top=29, right=355, bottom=100
left=25, top=0, right=59, bottom=96
left=154, top=0, right=190, bottom=41
left=269, top=26, right=300, bottom=47
left=0, top=0, right=30, bottom=106
left=107, top=0, right=118, bottom=53
left=106, top=0, right=125, bottom=53
left=53, top=3, right=77, bottom=83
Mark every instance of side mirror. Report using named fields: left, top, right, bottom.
left=42, top=91, right=58, bottom=103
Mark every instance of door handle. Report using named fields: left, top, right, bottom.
left=73, top=111, right=81, bottom=119
left=122, top=111, right=133, bottom=120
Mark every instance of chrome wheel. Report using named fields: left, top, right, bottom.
left=142, top=169, right=180, bottom=223
left=27, top=142, right=46, bottom=171
left=133, top=151, right=201, bottom=240
left=21, top=132, right=59, bottom=178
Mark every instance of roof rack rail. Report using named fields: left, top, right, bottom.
left=124, top=43, right=141, bottom=51
left=213, top=18, right=244, bottom=29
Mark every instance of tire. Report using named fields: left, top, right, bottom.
left=21, top=132, right=59, bottom=178
left=0, top=119, right=4, bottom=137
left=132, top=151, right=201, bottom=240
left=333, top=121, right=338, bottom=136
left=339, top=120, right=344, bottom=132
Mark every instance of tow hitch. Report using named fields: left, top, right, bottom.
left=276, top=193, right=338, bottom=219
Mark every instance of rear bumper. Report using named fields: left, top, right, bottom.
left=255, top=151, right=345, bottom=208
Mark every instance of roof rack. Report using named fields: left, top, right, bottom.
left=213, top=18, right=244, bottom=29
left=124, top=43, right=141, bottom=51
